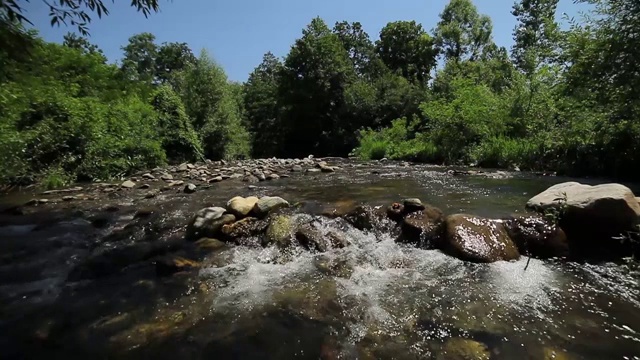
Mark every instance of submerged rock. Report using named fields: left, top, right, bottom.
left=527, top=182, right=640, bottom=260
left=226, top=196, right=259, bottom=218
left=155, top=256, right=199, bottom=277
left=503, top=215, right=569, bottom=259
left=295, top=223, right=328, bottom=252
left=441, top=214, right=520, bottom=263
left=186, top=207, right=235, bottom=241
left=437, top=338, right=490, bottom=360
left=399, top=205, right=445, bottom=247
left=195, top=238, right=226, bottom=252
left=253, top=196, right=290, bottom=218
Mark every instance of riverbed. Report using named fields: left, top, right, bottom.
left=1, top=159, right=638, bottom=359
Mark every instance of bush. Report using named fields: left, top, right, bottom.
left=471, top=137, right=538, bottom=169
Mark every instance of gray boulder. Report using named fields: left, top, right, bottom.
left=252, top=196, right=290, bottom=218
left=186, top=207, right=236, bottom=241
left=526, top=182, right=640, bottom=260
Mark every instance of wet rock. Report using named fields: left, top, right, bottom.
left=327, top=230, right=350, bottom=248
left=209, top=176, right=223, bottom=183
left=399, top=206, right=445, bottom=247
left=291, top=165, right=303, bottom=172
left=320, top=165, right=335, bottom=173
left=144, top=189, right=160, bottom=199
left=25, top=199, right=49, bottom=206
left=253, top=171, right=266, bottom=181
left=253, top=196, right=290, bottom=218
left=134, top=208, right=155, bottom=218
left=177, top=163, right=189, bottom=172
left=316, top=161, right=328, bottom=168
left=267, top=173, right=280, bottom=180
left=121, top=180, right=136, bottom=189
left=265, top=215, right=294, bottom=247
left=441, top=214, right=520, bottom=263
left=526, top=182, right=640, bottom=260
left=402, top=198, right=425, bottom=213
left=503, top=215, right=569, bottom=259
left=313, top=255, right=353, bottom=278
left=306, top=168, right=321, bottom=173
left=183, top=183, right=197, bottom=193
left=226, top=196, right=259, bottom=218
left=68, top=237, right=185, bottom=280
left=386, top=202, right=405, bottom=222
left=296, top=223, right=328, bottom=252
left=242, top=174, right=259, bottom=183
left=437, top=338, right=490, bottom=360
left=155, top=256, right=199, bottom=277
left=142, top=173, right=155, bottom=180
left=195, top=238, right=226, bottom=252
left=62, top=195, right=75, bottom=201
left=221, top=217, right=268, bottom=241
left=138, top=183, right=151, bottom=189
left=344, top=205, right=383, bottom=231
left=186, top=207, right=236, bottom=241
left=160, top=173, right=173, bottom=181
left=542, top=347, right=574, bottom=360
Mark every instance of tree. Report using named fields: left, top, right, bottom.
left=333, top=21, right=375, bottom=77
left=121, top=32, right=158, bottom=84
left=376, top=21, right=437, bottom=85
left=176, top=50, right=250, bottom=159
left=62, top=32, right=106, bottom=62
left=511, top=0, right=560, bottom=75
left=244, top=52, right=284, bottom=157
left=1, top=0, right=160, bottom=36
left=279, top=17, right=355, bottom=156
left=155, top=42, right=196, bottom=84
left=151, top=85, right=203, bottom=161
left=434, top=0, right=494, bottom=63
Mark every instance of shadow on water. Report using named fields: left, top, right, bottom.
left=0, top=160, right=639, bottom=359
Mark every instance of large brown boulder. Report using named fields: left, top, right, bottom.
left=526, top=182, right=640, bottom=260
left=503, top=215, right=569, bottom=259
left=441, top=214, right=520, bottom=263
left=398, top=205, right=445, bottom=248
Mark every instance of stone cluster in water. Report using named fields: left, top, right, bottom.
left=22, top=157, right=340, bottom=205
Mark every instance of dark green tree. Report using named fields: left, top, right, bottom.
left=434, top=0, right=494, bottom=62
left=333, top=21, right=375, bottom=77
left=279, top=17, right=355, bottom=156
left=155, top=42, right=196, bottom=84
left=244, top=52, right=284, bottom=157
left=511, top=0, right=560, bottom=75
left=121, top=32, right=158, bottom=84
left=376, top=21, right=437, bottom=85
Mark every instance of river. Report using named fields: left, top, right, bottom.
left=0, top=159, right=638, bottom=359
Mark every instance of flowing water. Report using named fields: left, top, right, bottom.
left=0, top=160, right=639, bottom=359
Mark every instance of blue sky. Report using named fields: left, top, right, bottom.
left=23, top=0, right=586, bottom=82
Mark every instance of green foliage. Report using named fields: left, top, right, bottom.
left=40, top=166, right=73, bottom=190
left=2, top=0, right=160, bottom=36
left=177, top=50, right=251, bottom=159
left=434, top=0, right=494, bottom=62
left=151, top=85, right=203, bottom=161
left=376, top=21, right=437, bottom=85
